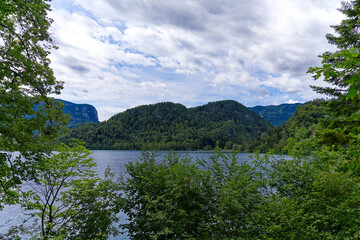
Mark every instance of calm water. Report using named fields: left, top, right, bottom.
left=0, top=150, right=255, bottom=240
left=92, top=150, right=254, bottom=178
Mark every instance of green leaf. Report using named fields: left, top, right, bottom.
left=347, top=86, right=358, bottom=100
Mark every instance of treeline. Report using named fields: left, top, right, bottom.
left=120, top=146, right=360, bottom=239
left=250, top=103, right=303, bottom=126
left=248, top=99, right=328, bottom=153
left=59, top=100, right=272, bottom=150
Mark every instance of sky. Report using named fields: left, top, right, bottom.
left=49, top=0, right=344, bottom=121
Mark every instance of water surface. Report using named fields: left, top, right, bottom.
left=0, top=150, right=255, bottom=239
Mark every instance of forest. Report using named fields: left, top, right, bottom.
left=59, top=100, right=272, bottom=150
left=249, top=103, right=303, bottom=126
left=2, top=0, right=360, bottom=239
left=248, top=99, right=327, bottom=153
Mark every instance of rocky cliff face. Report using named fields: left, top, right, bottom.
left=57, top=99, right=99, bottom=128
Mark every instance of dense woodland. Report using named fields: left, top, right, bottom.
left=249, top=103, right=303, bottom=126
left=248, top=99, right=328, bottom=153
left=4, top=0, right=360, bottom=239
left=59, top=100, right=302, bottom=151
left=59, top=100, right=272, bottom=150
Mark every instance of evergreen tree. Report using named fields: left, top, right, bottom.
left=308, top=0, right=360, bottom=145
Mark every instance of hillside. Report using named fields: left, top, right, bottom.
left=59, top=100, right=272, bottom=150
left=249, top=103, right=303, bottom=126
left=248, top=99, right=327, bottom=153
left=57, top=99, right=99, bottom=128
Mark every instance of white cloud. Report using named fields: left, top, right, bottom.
left=50, top=0, right=345, bottom=120
left=286, top=99, right=301, bottom=104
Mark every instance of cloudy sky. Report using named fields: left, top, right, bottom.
left=49, top=0, right=344, bottom=121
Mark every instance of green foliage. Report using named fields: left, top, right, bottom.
left=206, top=151, right=264, bottom=239
left=120, top=147, right=360, bottom=239
left=307, top=0, right=360, bottom=146
left=0, top=0, right=68, bottom=209
left=246, top=4, right=360, bottom=235
left=60, top=100, right=272, bottom=150
left=122, top=152, right=213, bottom=239
left=254, top=148, right=360, bottom=239
left=248, top=99, right=327, bottom=153
left=0, top=1, right=122, bottom=239
left=0, top=0, right=66, bottom=152
left=250, top=2, right=360, bottom=237
left=7, top=142, right=122, bottom=240
left=250, top=103, right=303, bottom=126
left=121, top=150, right=265, bottom=239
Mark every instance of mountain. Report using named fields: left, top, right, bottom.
left=249, top=103, right=303, bottom=126
left=59, top=100, right=272, bottom=150
left=248, top=100, right=327, bottom=153
left=57, top=99, right=99, bottom=128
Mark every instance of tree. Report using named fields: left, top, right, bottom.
left=0, top=2, right=124, bottom=239
left=252, top=2, right=360, bottom=237
left=252, top=152, right=360, bottom=239
left=121, top=148, right=360, bottom=239
left=308, top=0, right=360, bottom=146
left=122, top=152, right=213, bottom=239
left=6, top=142, right=123, bottom=240
left=247, top=100, right=327, bottom=154
left=121, top=150, right=265, bottom=239
left=0, top=0, right=67, bottom=207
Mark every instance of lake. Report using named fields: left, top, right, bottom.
left=0, top=150, right=256, bottom=240
left=91, top=150, right=255, bottom=177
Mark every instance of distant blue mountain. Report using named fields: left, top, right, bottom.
left=57, top=99, right=99, bottom=128
left=249, top=103, right=303, bottom=126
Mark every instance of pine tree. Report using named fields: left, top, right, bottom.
left=308, top=0, right=360, bottom=145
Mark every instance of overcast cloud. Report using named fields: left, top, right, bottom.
left=49, top=0, right=343, bottom=120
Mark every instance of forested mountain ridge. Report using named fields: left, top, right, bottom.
left=248, top=99, right=327, bottom=153
left=59, top=100, right=272, bottom=150
left=249, top=103, right=303, bottom=126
